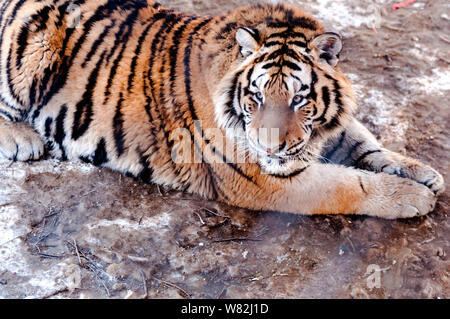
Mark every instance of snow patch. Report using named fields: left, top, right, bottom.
left=287, top=0, right=388, bottom=33
left=411, top=69, right=450, bottom=95
left=86, top=212, right=173, bottom=232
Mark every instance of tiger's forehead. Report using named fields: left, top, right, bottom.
left=251, top=51, right=313, bottom=93
left=264, top=27, right=311, bottom=44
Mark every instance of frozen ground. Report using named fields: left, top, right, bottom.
left=0, top=0, right=449, bottom=298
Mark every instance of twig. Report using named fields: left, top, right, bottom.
left=140, top=270, right=148, bottom=299
left=439, top=35, right=450, bottom=44
left=99, top=276, right=110, bottom=297
left=156, top=185, right=163, bottom=196
left=37, top=253, right=64, bottom=259
left=212, top=237, right=263, bottom=243
left=217, top=287, right=227, bottom=299
left=201, top=208, right=230, bottom=219
left=383, top=24, right=404, bottom=32
left=153, top=276, right=191, bottom=299
left=193, top=211, right=206, bottom=225
left=392, top=0, right=417, bottom=10
left=73, top=239, right=82, bottom=265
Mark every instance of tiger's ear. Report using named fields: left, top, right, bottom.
left=235, top=27, right=260, bottom=57
left=308, top=32, right=342, bottom=67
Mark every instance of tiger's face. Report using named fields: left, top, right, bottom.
left=242, top=58, right=315, bottom=162
left=214, top=24, right=356, bottom=174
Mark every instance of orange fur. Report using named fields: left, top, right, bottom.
left=0, top=0, right=444, bottom=219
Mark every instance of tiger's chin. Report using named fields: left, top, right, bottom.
left=257, top=155, right=310, bottom=176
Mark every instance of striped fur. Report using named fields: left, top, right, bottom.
left=0, top=0, right=444, bottom=219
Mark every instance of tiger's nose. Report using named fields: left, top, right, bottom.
left=264, top=141, right=287, bottom=154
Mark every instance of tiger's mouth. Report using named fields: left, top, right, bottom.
left=246, top=138, right=309, bottom=175
left=246, top=136, right=307, bottom=161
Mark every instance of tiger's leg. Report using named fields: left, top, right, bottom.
left=322, top=118, right=445, bottom=195
left=0, top=0, right=63, bottom=161
left=219, top=162, right=437, bottom=219
left=0, top=116, right=44, bottom=161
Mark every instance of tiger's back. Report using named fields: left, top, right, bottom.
left=0, top=0, right=221, bottom=196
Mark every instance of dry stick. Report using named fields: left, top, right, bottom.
left=140, top=270, right=148, bottom=299
left=73, top=239, right=82, bottom=265
left=383, top=24, right=404, bottom=32
left=392, top=0, right=417, bottom=10
left=439, top=35, right=450, bottom=44
left=201, top=207, right=230, bottom=219
left=212, top=237, right=263, bottom=243
left=193, top=211, right=206, bottom=226
left=156, top=185, right=163, bottom=196
left=66, top=240, right=110, bottom=297
left=38, top=253, right=63, bottom=259
left=153, top=276, right=191, bottom=299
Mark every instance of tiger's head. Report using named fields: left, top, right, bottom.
left=213, top=5, right=356, bottom=174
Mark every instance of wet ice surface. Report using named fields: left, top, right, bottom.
left=0, top=0, right=449, bottom=298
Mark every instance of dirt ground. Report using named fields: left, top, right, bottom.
left=0, top=0, right=449, bottom=299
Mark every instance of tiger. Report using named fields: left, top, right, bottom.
left=0, top=0, right=445, bottom=219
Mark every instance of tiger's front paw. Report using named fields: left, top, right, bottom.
left=0, top=121, right=44, bottom=161
left=381, top=157, right=445, bottom=196
left=364, top=173, right=437, bottom=219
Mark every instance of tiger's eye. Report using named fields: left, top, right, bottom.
left=293, top=95, right=303, bottom=104
left=256, top=92, right=263, bottom=101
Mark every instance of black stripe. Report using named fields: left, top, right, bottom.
left=315, top=86, right=330, bottom=124
left=16, top=5, right=52, bottom=68
left=148, top=12, right=179, bottom=97
left=54, top=104, right=67, bottom=160
left=225, top=70, right=244, bottom=118
left=113, top=92, right=125, bottom=157
left=169, top=17, right=196, bottom=94
left=359, top=176, right=368, bottom=195
left=136, top=147, right=154, bottom=183
left=0, top=94, right=22, bottom=114
left=146, top=13, right=181, bottom=175
left=0, top=108, right=14, bottom=121
left=44, top=117, right=53, bottom=138
left=81, top=20, right=115, bottom=68
left=267, top=31, right=307, bottom=40
left=71, top=52, right=105, bottom=140
left=308, top=70, right=318, bottom=102
left=265, top=18, right=317, bottom=31
left=127, top=20, right=155, bottom=92
left=283, top=60, right=301, bottom=71
left=93, top=138, right=109, bottom=166
left=287, top=40, right=307, bottom=47
left=262, top=61, right=277, bottom=69
left=324, top=75, right=344, bottom=130
left=354, top=149, right=382, bottom=167
left=322, top=130, right=346, bottom=160
left=104, top=8, right=141, bottom=102
left=246, top=65, right=255, bottom=83
left=32, top=0, right=118, bottom=122
left=216, top=22, right=237, bottom=40
left=210, top=146, right=257, bottom=185
left=342, top=141, right=364, bottom=163
left=264, top=41, right=283, bottom=47
left=269, top=166, right=309, bottom=179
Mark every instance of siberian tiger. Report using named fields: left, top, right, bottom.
left=0, top=0, right=445, bottom=219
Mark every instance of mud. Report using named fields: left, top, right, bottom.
left=0, top=0, right=449, bottom=298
